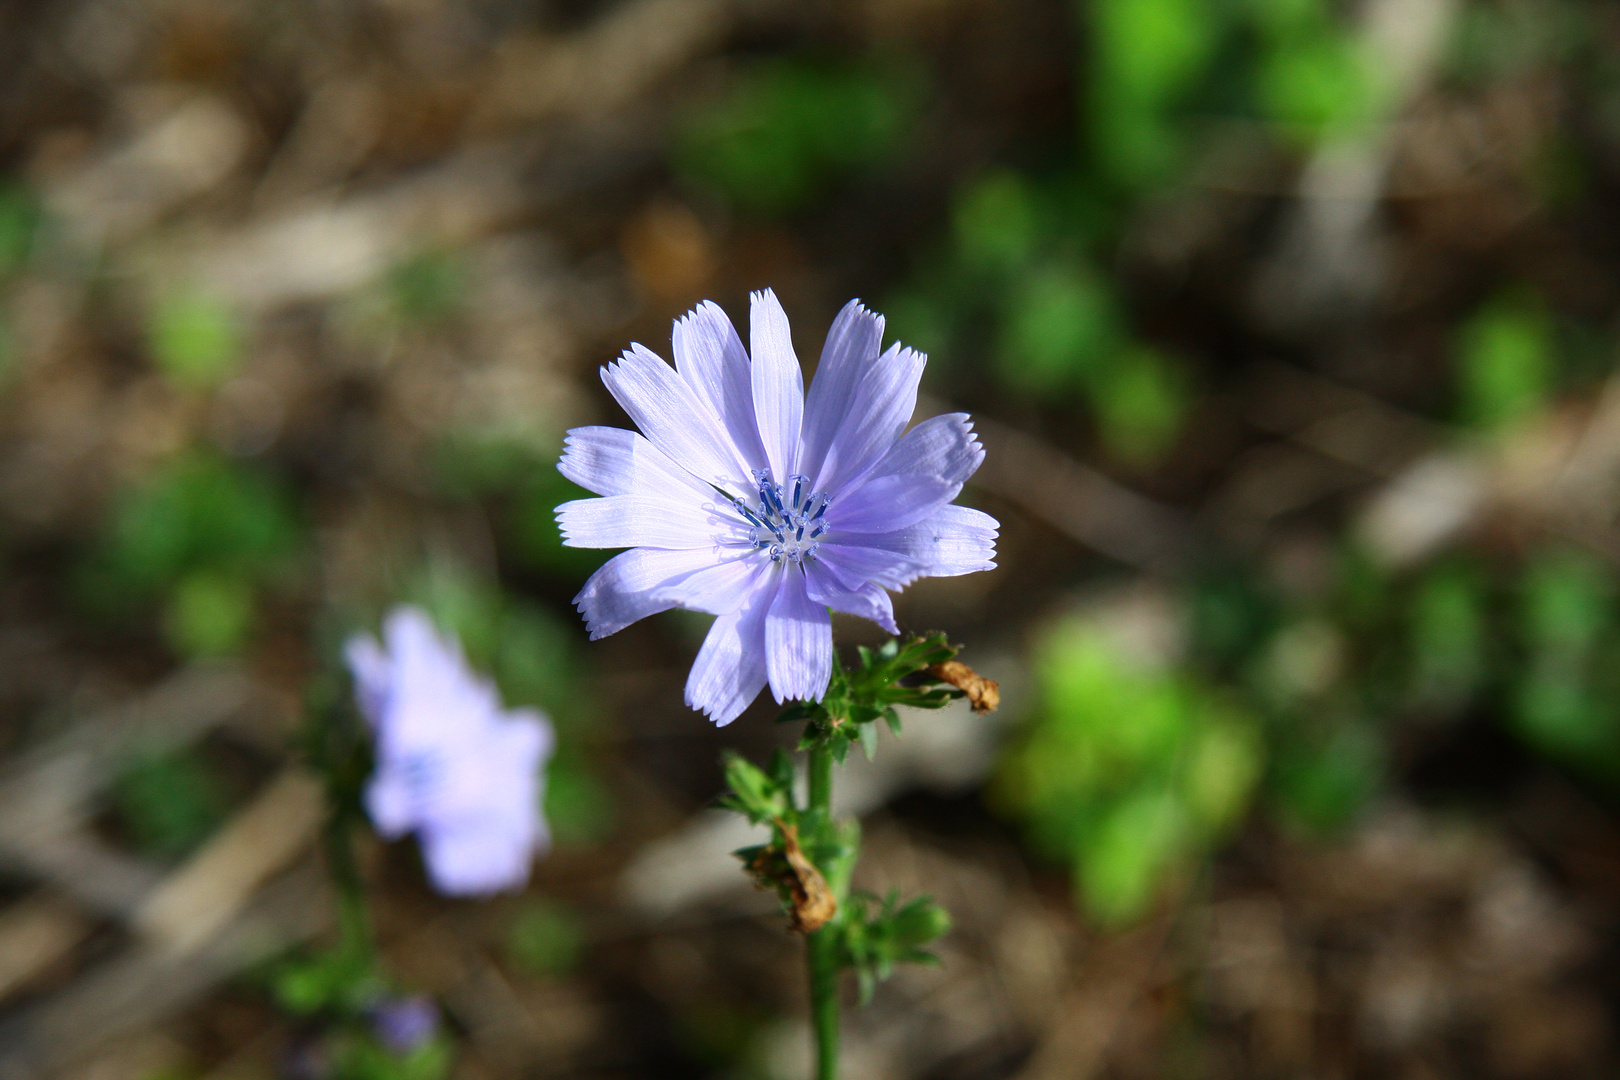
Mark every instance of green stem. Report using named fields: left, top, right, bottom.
left=323, top=809, right=375, bottom=973
left=805, top=741, right=838, bottom=1080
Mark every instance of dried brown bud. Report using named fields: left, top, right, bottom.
left=744, top=821, right=837, bottom=933
left=927, top=659, right=1001, bottom=714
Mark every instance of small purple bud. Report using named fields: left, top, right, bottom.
left=368, top=995, right=439, bottom=1054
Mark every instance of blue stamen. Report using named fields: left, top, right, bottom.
left=733, top=469, right=830, bottom=564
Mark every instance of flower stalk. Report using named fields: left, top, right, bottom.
left=805, top=740, right=840, bottom=1080
left=721, top=633, right=996, bottom=1079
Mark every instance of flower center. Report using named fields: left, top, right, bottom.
left=731, top=469, right=830, bottom=564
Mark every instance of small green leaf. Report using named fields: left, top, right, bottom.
left=719, top=751, right=790, bottom=824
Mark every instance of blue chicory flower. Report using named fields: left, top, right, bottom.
left=557, top=290, right=998, bottom=726
left=346, top=606, right=555, bottom=896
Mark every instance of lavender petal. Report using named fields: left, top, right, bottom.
left=650, top=551, right=771, bottom=616
left=573, top=547, right=727, bottom=639
left=674, top=301, right=770, bottom=477
left=765, top=569, right=832, bottom=703
left=811, top=343, right=926, bottom=498
left=804, top=564, right=899, bottom=635
left=686, top=583, right=773, bottom=726
left=862, top=412, right=985, bottom=487
left=556, top=494, right=729, bottom=550
left=824, top=474, right=960, bottom=534
left=798, top=299, right=884, bottom=487
left=749, top=289, right=804, bottom=484
left=558, top=425, right=713, bottom=501
left=603, top=343, right=754, bottom=490
left=825, top=504, right=999, bottom=583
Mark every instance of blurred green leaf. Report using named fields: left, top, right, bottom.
left=112, top=749, right=226, bottom=859
left=997, top=260, right=1120, bottom=394
left=1514, top=659, right=1603, bottom=760
left=545, top=752, right=614, bottom=844
left=1255, top=33, right=1376, bottom=139
left=1521, top=548, right=1609, bottom=655
left=836, top=890, right=950, bottom=1003
left=720, top=749, right=792, bottom=824
left=331, top=1031, right=453, bottom=1080
left=1272, top=720, right=1381, bottom=835
left=1189, top=567, right=1280, bottom=673
left=1408, top=561, right=1487, bottom=709
left=675, top=54, right=926, bottom=216
left=387, top=250, right=465, bottom=327
left=0, top=181, right=38, bottom=275
left=1182, top=715, right=1263, bottom=830
left=506, top=899, right=586, bottom=978
left=164, top=570, right=256, bottom=658
left=1078, top=786, right=1187, bottom=928
left=1089, top=0, right=1222, bottom=186
left=79, top=452, right=301, bottom=641
left=1093, top=344, right=1188, bottom=464
left=508, top=473, right=608, bottom=584
left=998, top=619, right=1262, bottom=926
left=878, top=285, right=954, bottom=360
left=953, top=171, right=1040, bottom=277
left=149, top=289, right=242, bottom=390
left=1456, top=288, right=1555, bottom=430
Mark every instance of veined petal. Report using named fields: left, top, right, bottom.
left=573, top=547, right=728, bottom=639
left=804, top=563, right=898, bottom=634
left=815, top=542, right=925, bottom=592
left=686, top=583, right=773, bottom=726
left=813, top=344, right=926, bottom=498
left=674, top=302, right=769, bottom=478
left=824, top=475, right=960, bottom=533
left=651, top=550, right=770, bottom=616
left=558, top=426, right=713, bottom=501
left=603, top=343, right=753, bottom=490
left=556, top=494, right=732, bottom=550
left=863, top=413, right=985, bottom=488
left=824, top=505, right=999, bottom=586
left=799, top=299, right=884, bottom=487
left=765, top=569, right=832, bottom=703
left=750, top=289, right=804, bottom=483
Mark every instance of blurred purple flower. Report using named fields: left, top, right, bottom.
left=367, top=995, right=440, bottom=1054
left=346, top=606, right=554, bottom=896
left=557, top=290, right=998, bottom=726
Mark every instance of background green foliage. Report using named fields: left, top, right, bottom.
left=998, top=620, right=1262, bottom=926
left=79, top=451, right=303, bottom=658
left=676, top=54, right=927, bottom=217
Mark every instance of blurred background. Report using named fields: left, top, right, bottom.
left=0, top=0, right=1618, bottom=1076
